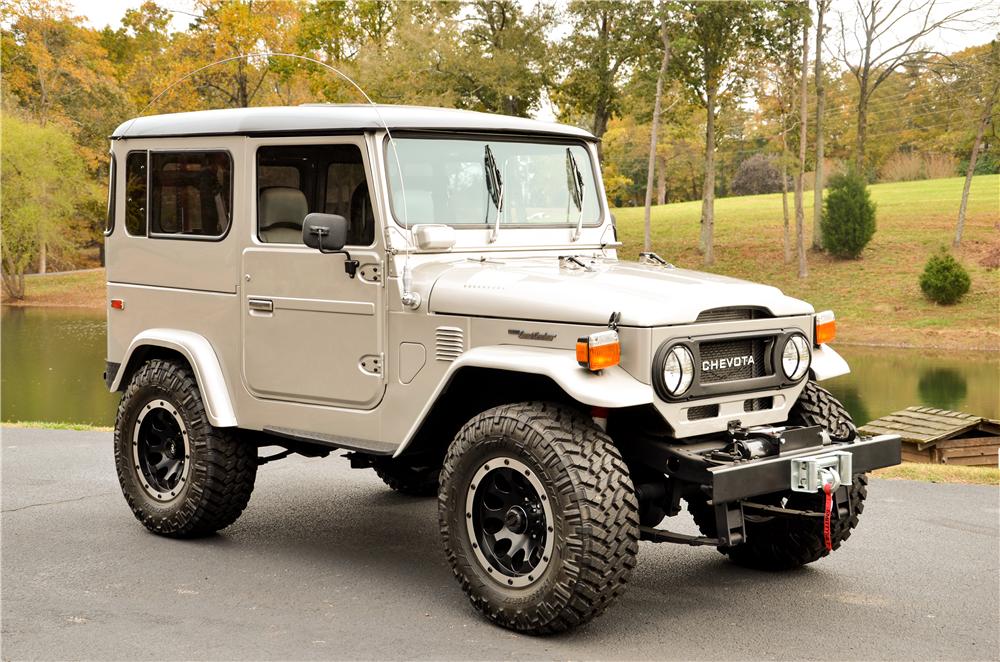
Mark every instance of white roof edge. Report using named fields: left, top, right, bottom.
left=111, top=104, right=596, bottom=141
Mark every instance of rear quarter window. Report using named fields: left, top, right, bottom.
left=125, top=151, right=147, bottom=236
left=149, top=151, right=232, bottom=239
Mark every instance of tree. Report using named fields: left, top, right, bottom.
left=1, top=115, right=93, bottom=298
left=555, top=1, right=655, bottom=151
left=749, top=3, right=806, bottom=263
left=835, top=0, right=982, bottom=173
left=731, top=154, right=785, bottom=195
left=794, top=17, right=809, bottom=279
left=452, top=0, right=552, bottom=117
left=812, top=0, right=831, bottom=249
left=954, top=40, right=999, bottom=246
left=157, top=0, right=300, bottom=112
left=1, top=0, right=127, bottom=173
left=644, top=14, right=671, bottom=252
left=821, top=169, right=877, bottom=258
left=668, top=1, right=782, bottom=265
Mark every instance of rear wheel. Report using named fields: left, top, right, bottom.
left=688, top=381, right=867, bottom=570
left=114, top=359, right=256, bottom=538
left=438, top=402, right=639, bottom=634
left=372, top=457, right=439, bottom=497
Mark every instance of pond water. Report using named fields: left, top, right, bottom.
left=2, top=306, right=998, bottom=428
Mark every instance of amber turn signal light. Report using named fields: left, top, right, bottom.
left=577, top=330, right=621, bottom=371
left=815, top=310, right=836, bottom=345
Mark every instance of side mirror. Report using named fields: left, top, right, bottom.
left=302, top=213, right=348, bottom=252
left=302, top=213, right=358, bottom=278
left=413, top=224, right=456, bottom=251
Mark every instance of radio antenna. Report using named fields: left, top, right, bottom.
left=120, top=52, right=417, bottom=306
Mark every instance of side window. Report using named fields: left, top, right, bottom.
left=104, top=154, right=116, bottom=235
left=326, top=160, right=373, bottom=246
left=150, top=152, right=232, bottom=238
left=125, top=151, right=147, bottom=236
left=256, top=143, right=373, bottom=246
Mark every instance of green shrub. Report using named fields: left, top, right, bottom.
left=821, top=169, right=877, bottom=258
left=919, top=249, right=971, bottom=305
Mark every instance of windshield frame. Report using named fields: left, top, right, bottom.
left=381, top=131, right=605, bottom=231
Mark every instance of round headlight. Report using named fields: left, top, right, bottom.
left=662, top=345, right=695, bottom=396
left=781, top=334, right=811, bottom=381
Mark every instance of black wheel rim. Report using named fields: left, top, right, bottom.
left=132, top=400, right=190, bottom=500
left=466, top=457, right=554, bottom=587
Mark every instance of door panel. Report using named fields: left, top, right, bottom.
left=242, top=247, right=384, bottom=408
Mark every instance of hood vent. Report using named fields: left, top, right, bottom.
left=435, top=326, right=465, bottom=362
left=696, top=307, right=771, bottom=323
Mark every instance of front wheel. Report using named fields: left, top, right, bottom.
left=114, top=359, right=257, bottom=538
left=438, top=402, right=639, bottom=634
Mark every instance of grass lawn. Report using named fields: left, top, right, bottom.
left=1, top=268, right=105, bottom=308
left=873, top=462, right=999, bottom=485
left=1, top=421, right=113, bottom=432
left=614, top=175, right=1000, bottom=350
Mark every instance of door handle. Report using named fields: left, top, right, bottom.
left=248, top=298, right=273, bottom=313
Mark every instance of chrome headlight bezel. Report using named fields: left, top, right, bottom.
left=780, top=333, right=812, bottom=382
left=653, top=343, right=696, bottom=399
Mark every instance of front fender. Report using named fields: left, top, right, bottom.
left=810, top=343, right=850, bottom=381
left=110, top=329, right=237, bottom=428
left=394, top=345, right=653, bottom=457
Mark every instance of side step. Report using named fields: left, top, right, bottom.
left=262, top=427, right=396, bottom=455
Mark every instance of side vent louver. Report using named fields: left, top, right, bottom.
left=435, top=326, right=465, bottom=362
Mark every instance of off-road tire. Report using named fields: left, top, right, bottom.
left=114, top=359, right=256, bottom=537
left=372, top=457, right=439, bottom=496
left=790, top=380, right=857, bottom=441
left=688, top=474, right=868, bottom=570
left=687, top=381, right=867, bottom=570
left=438, top=402, right=639, bottom=634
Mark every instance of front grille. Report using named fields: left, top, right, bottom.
left=698, top=338, right=768, bottom=384
left=696, top=307, right=770, bottom=323
left=687, top=404, right=720, bottom=420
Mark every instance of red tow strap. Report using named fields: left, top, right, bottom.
left=822, top=483, right=833, bottom=552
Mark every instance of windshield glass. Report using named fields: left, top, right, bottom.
left=385, top=137, right=601, bottom=227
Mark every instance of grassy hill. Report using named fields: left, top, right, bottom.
left=613, top=175, right=1000, bottom=350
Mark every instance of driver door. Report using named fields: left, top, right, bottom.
left=241, top=137, right=384, bottom=409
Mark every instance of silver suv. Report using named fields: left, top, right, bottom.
left=104, top=104, right=901, bottom=634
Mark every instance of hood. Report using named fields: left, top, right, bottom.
left=426, top=257, right=813, bottom=326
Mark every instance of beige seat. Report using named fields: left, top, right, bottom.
left=259, top=187, right=308, bottom=243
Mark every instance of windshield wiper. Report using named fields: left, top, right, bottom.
left=565, top=148, right=585, bottom=241
left=484, top=144, right=504, bottom=243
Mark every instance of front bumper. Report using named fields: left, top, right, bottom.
left=709, top=434, right=902, bottom=503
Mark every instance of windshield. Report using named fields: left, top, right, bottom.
left=385, top=137, right=601, bottom=228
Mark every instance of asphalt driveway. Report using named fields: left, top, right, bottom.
left=2, top=427, right=997, bottom=660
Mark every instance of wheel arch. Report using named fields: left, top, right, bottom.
left=110, top=329, right=237, bottom=428
left=394, top=345, right=653, bottom=459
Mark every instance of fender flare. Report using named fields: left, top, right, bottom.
left=110, top=329, right=238, bottom=428
left=394, top=345, right=653, bottom=457
left=810, top=343, right=850, bottom=381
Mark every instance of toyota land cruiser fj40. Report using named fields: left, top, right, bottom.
left=104, top=104, right=901, bottom=634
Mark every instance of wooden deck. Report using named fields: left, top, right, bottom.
left=859, top=407, right=1000, bottom=466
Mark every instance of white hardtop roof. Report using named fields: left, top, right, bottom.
left=112, top=104, right=596, bottom=141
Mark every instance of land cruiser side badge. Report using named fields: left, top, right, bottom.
left=508, top=329, right=557, bottom=341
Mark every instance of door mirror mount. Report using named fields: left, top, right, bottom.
left=302, top=213, right=358, bottom=278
